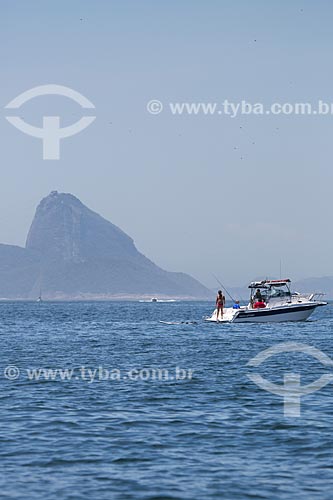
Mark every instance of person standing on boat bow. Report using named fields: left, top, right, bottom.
left=216, top=290, right=225, bottom=321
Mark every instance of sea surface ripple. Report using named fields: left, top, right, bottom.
left=0, top=301, right=332, bottom=499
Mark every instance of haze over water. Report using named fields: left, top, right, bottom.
left=2, top=1, right=333, bottom=287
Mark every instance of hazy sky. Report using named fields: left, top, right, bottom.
left=1, top=0, right=333, bottom=288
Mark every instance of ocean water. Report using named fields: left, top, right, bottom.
left=0, top=301, right=332, bottom=500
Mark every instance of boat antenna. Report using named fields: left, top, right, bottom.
left=212, top=274, right=236, bottom=303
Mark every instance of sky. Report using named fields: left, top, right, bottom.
left=1, top=0, right=333, bottom=288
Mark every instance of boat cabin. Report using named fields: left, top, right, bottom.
left=248, top=279, right=292, bottom=306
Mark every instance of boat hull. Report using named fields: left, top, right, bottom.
left=232, top=304, right=317, bottom=323
left=206, top=303, right=323, bottom=323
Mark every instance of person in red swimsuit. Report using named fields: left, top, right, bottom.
left=216, top=290, right=225, bottom=320
left=253, top=299, right=266, bottom=309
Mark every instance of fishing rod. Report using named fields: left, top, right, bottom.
left=212, top=274, right=236, bottom=303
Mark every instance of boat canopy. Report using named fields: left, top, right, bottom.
left=248, top=279, right=291, bottom=289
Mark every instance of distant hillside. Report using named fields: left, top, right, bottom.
left=0, top=191, right=212, bottom=300
left=293, top=277, right=333, bottom=299
left=0, top=244, right=40, bottom=298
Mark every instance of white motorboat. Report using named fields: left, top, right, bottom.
left=205, top=279, right=327, bottom=323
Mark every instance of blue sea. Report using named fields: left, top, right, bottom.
left=1, top=301, right=332, bottom=499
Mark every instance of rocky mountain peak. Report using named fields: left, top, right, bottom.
left=25, top=191, right=135, bottom=262
left=0, top=191, right=211, bottom=299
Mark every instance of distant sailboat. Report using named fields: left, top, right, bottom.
left=36, top=290, right=43, bottom=303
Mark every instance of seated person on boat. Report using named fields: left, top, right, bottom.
left=253, top=299, right=266, bottom=309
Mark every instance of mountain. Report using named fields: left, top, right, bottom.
left=0, top=244, right=41, bottom=298
left=0, top=191, right=212, bottom=300
left=293, top=277, right=333, bottom=298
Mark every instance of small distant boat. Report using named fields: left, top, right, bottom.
left=139, top=298, right=177, bottom=303
left=159, top=320, right=197, bottom=325
left=36, top=290, right=43, bottom=303
left=205, top=279, right=327, bottom=323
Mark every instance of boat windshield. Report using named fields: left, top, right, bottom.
left=268, top=286, right=291, bottom=298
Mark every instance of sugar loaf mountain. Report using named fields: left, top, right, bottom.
left=0, top=192, right=211, bottom=300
